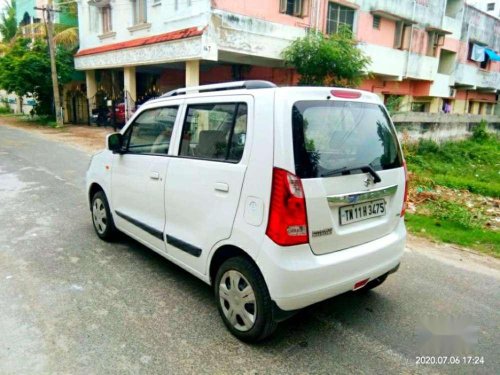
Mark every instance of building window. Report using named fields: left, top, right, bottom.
left=487, top=3, right=495, bottom=11
left=133, top=0, right=147, bottom=24
left=394, top=22, right=411, bottom=50
left=101, top=6, right=112, bottom=33
left=279, top=0, right=305, bottom=17
left=372, top=15, right=381, bottom=29
left=426, top=32, right=444, bottom=57
left=326, top=2, right=355, bottom=34
left=411, top=102, right=429, bottom=112
left=480, top=53, right=490, bottom=69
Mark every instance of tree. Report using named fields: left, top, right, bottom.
left=282, top=27, right=371, bottom=87
left=0, top=0, right=17, bottom=43
left=0, top=38, right=75, bottom=116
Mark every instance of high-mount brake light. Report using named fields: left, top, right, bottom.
left=266, top=168, right=309, bottom=246
left=330, top=90, right=362, bottom=99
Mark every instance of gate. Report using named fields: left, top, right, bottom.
left=65, top=90, right=89, bottom=124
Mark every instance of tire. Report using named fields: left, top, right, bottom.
left=355, top=273, right=388, bottom=294
left=215, top=257, right=277, bottom=343
left=91, top=190, right=118, bottom=241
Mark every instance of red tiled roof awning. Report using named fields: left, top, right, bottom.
left=75, top=27, right=204, bottom=57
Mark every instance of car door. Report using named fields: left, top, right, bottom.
left=111, top=104, right=180, bottom=252
left=164, top=97, right=251, bottom=275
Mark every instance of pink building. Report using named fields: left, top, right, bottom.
left=75, top=0, right=500, bottom=118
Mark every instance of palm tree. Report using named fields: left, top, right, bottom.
left=0, top=0, right=17, bottom=43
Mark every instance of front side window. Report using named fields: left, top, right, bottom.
left=179, top=103, right=247, bottom=162
left=101, top=6, right=112, bottom=33
left=326, top=3, right=355, bottom=34
left=126, top=106, right=178, bottom=155
left=292, top=101, right=402, bottom=178
left=133, top=0, right=147, bottom=24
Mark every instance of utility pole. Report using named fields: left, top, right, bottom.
left=35, top=2, right=63, bottom=126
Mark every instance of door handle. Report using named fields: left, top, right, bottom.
left=150, top=171, right=160, bottom=180
left=214, top=182, right=229, bottom=192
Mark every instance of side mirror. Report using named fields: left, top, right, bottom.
left=107, top=133, right=124, bottom=153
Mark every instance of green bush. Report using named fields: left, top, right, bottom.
left=385, top=95, right=403, bottom=115
left=472, top=119, right=489, bottom=142
left=0, top=106, right=12, bottom=114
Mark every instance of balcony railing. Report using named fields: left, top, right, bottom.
left=455, top=63, right=500, bottom=89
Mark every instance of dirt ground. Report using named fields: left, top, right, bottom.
left=0, top=116, right=113, bottom=154
left=407, top=174, right=500, bottom=231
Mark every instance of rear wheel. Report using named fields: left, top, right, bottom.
left=91, top=191, right=117, bottom=241
left=215, top=257, right=277, bottom=342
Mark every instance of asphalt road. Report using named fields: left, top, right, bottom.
left=0, top=125, right=499, bottom=375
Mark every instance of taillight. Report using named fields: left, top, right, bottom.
left=266, top=168, right=309, bottom=246
left=401, top=160, right=409, bottom=217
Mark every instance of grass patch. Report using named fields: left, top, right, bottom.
left=22, top=115, right=59, bottom=128
left=406, top=137, right=500, bottom=198
left=405, top=214, right=500, bottom=257
left=405, top=134, right=499, bottom=256
left=421, top=199, right=486, bottom=229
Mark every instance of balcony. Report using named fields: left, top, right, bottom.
left=358, top=43, right=406, bottom=79
left=368, top=0, right=443, bottom=28
left=442, top=16, right=462, bottom=39
left=429, top=73, right=454, bottom=97
left=477, top=70, right=500, bottom=90
left=406, top=53, right=439, bottom=81
left=455, top=63, right=500, bottom=90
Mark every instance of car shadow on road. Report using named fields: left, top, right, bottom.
left=112, top=232, right=401, bottom=347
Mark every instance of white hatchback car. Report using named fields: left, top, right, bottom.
left=87, top=80, right=407, bottom=342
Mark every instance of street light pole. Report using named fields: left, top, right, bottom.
left=35, top=2, right=63, bottom=126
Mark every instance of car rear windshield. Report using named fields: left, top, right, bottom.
left=292, top=101, right=403, bottom=179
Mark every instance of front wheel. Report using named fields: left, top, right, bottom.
left=215, top=257, right=277, bottom=342
left=91, top=191, right=117, bottom=241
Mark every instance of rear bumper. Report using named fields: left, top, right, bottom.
left=257, top=220, right=406, bottom=311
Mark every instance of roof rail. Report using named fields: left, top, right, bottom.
left=161, top=80, right=277, bottom=97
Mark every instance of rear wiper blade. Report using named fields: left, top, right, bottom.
left=321, top=165, right=381, bottom=183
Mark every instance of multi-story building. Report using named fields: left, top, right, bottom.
left=467, top=0, right=499, bottom=19
left=74, top=0, right=500, bottom=118
left=17, top=0, right=78, bottom=30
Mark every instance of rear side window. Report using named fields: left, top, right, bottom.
left=179, top=103, right=247, bottom=162
left=292, top=101, right=402, bottom=178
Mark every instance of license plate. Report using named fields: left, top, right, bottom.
left=339, top=199, right=386, bottom=225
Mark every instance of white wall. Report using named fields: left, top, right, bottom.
left=77, top=0, right=211, bottom=50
